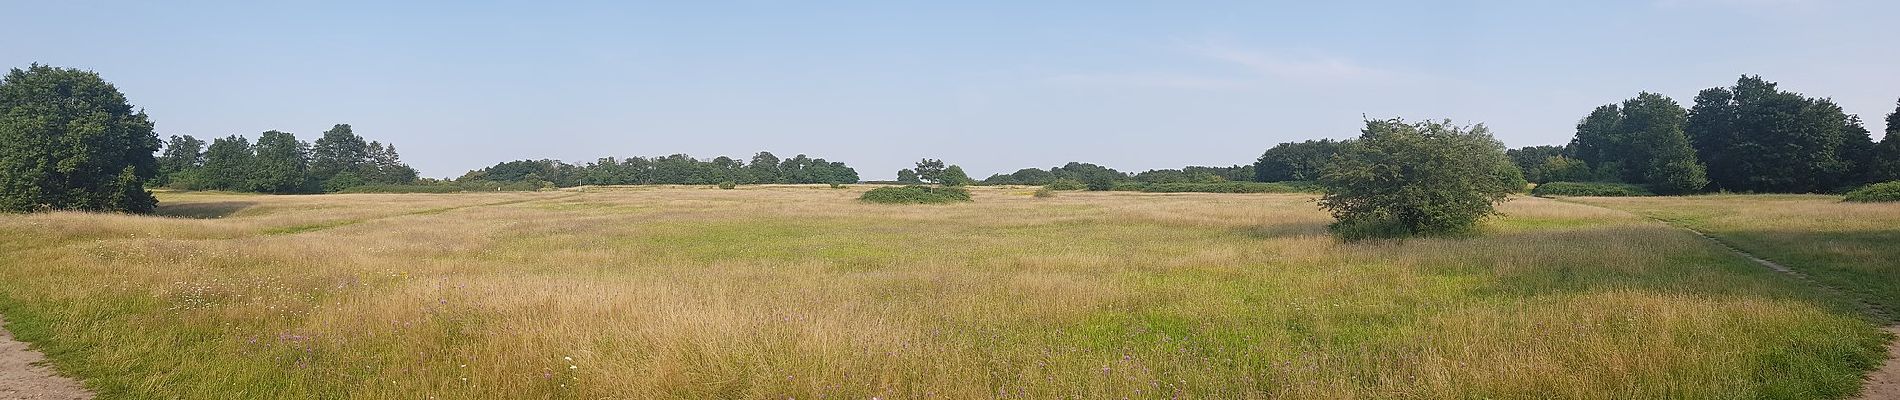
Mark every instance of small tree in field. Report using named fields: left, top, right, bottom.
left=1319, top=118, right=1521, bottom=240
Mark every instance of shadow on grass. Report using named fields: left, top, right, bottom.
left=154, top=201, right=257, bottom=219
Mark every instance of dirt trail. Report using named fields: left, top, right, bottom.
left=0, top=315, right=89, bottom=400
left=1551, top=198, right=1900, bottom=400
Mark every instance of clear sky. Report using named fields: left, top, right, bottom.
left=4, top=0, right=1896, bottom=179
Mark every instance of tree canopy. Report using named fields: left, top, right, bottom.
left=1318, top=119, right=1521, bottom=240
left=0, top=65, right=160, bottom=213
left=1684, top=76, right=1871, bottom=192
left=464, top=151, right=860, bottom=187
left=1254, top=139, right=1344, bottom=182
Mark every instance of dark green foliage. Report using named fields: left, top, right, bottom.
left=912, top=159, right=947, bottom=184
left=0, top=65, right=160, bottom=213
left=467, top=152, right=857, bottom=187
left=1506, top=145, right=1566, bottom=183
left=940, top=165, right=974, bottom=186
left=1318, top=119, right=1521, bottom=240
left=1530, top=182, right=1655, bottom=197
left=858, top=185, right=972, bottom=204
left=1032, top=187, right=1056, bottom=198
left=250, top=130, right=313, bottom=194
left=1843, top=181, right=1900, bottom=202
left=1137, top=181, right=1320, bottom=194
left=1538, top=155, right=1594, bottom=183
left=1567, top=92, right=1708, bottom=194
left=896, top=169, right=921, bottom=184
left=1869, top=99, right=1900, bottom=183
left=155, top=135, right=205, bottom=186
left=1254, top=139, right=1343, bottom=182
left=1685, top=76, right=1868, bottom=192
left=718, top=180, right=737, bottom=190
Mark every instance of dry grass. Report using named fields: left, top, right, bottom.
left=0, top=187, right=1887, bottom=398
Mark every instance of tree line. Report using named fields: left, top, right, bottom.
left=461, top=151, right=860, bottom=187
left=1518, top=76, right=1900, bottom=194
left=155, top=124, right=420, bottom=194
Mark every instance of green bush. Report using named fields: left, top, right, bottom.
left=1108, top=182, right=1148, bottom=191
left=829, top=182, right=845, bottom=189
left=1033, top=187, right=1056, bottom=198
left=859, top=186, right=973, bottom=204
left=1319, top=119, right=1521, bottom=241
left=1137, top=181, right=1321, bottom=194
left=1844, top=181, right=1900, bottom=202
left=1044, top=179, right=1086, bottom=191
left=718, top=181, right=737, bottom=190
left=1530, top=181, right=1654, bottom=197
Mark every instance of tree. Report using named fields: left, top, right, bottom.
left=310, top=124, right=369, bottom=182
left=1539, top=155, right=1593, bottom=183
left=940, top=165, right=974, bottom=186
left=365, top=141, right=418, bottom=184
left=1684, top=76, right=1861, bottom=192
left=747, top=152, right=782, bottom=183
left=198, top=135, right=255, bottom=191
left=1871, top=99, right=1900, bottom=182
left=912, top=159, right=947, bottom=184
left=1617, top=93, right=1707, bottom=194
left=1318, top=118, right=1520, bottom=240
left=1506, top=145, right=1566, bottom=183
left=896, top=169, right=920, bottom=183
left=1568, top=104, right=1624, bottom=180
left=0, top=65, right=161, bottom=213
left=156, top=135, right=206, bottom=186
left=1254, top=139, right=1343, bottom=182
left=251, top=130, right=312, bottom=193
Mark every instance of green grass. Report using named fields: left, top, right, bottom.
left=0, top=187, right=1888, bottom=398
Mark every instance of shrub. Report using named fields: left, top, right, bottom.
left=1137, top=182, right=1322, bottom=194
left=1032, top=187, right=1056, bottom=198
left=1109, top=182, right=1148, bottom=192
left=829, top=182, right=845, bottom=189
left=1530, top=181, right=1655, bottom=197
left=1318, top=119, right=1521, bottom=241
left=1844, top=181, right=1900, bottom=202
left=1044, top=179, right=1086, bottom=191
left=859, top=185, right=972, bottom=204
left=718, top=181, right=737, bottom=190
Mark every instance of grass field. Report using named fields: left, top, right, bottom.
left=0, top=186, right=1891, bottom=398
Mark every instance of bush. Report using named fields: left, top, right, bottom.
left=1318, top=119, right=1521, bottom=241
left=859, top=185, right=972, bottom=204
left=1044, top=179, right=1086, bottom=191
left=829, top=182, right=845, bottom=189
left=1108, top=182, right=1148, bottom=191
left=1137, top=181, right=1322, bottom=194
left=1033, top=187, right=1056, bottom=198
left=1844, top=181, right=1900, bottom=202
left=1530, top=182, right=1655, bottom=197
left=718, top=181, right=737, bottom=190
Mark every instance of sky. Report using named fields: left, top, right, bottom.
left=4, top=0, right=1897, bottom=179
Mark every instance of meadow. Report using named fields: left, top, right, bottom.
left=0, top=186, right=1891, bottom=399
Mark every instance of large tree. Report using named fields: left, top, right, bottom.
left=1319, top=119, right=1521, bottom=240
left=251, top=130, right=313, bottom=193
left=1872, top=99, right=1900, bottom=183
left=310, top=124, right=369, bottom=182
left=1617, top=93, right=1707, bottom=194
left=1254, top=139, right=1343, bottom=182
left=0, top=65, right=161, bottom=213
left=1568, top=104, right=1624, bottom=179
left=156, top=134, right=206, bottom=186
left=1506, top=145, right=1566, bottom=183
left=1685, top=76, right=1864, bottom=192
left=198, top=135, right=255, bottom=191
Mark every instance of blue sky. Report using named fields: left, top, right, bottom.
left=4, top=0, right=1896, bottom=179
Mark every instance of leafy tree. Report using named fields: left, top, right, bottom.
left=1617, top=93, right=1707, bottom=194
left=912, top=159, right=947, bottom=184
left=1871, top=99, right=1900, bottom=182
left=1254, top=139, right=1343, bottom=182
left=1684, top=76, right=1862, bottom=192
left=896, top=168, right=920, bottom=183
left=747, top=152, right=781, bottom=184
left=156, top=135, right=206, bottom=186
left=940, top=165, right=974, bottom=186
left=0, top=65, right=161, bottom=213
left=1538, top=155, right=1593, bottom=183
left=1318, top=118, right=1520, bottom=240
left=310, top=124, right=368, bottom=181
left=198, top=135, right=255, bottom=191
left=1506, top=145, right=1566, bottom=183
left=1568, top=104, right=1624, bottom=179
left=251, top=130, right=313, bottom=193
left=364, top=141, right=418, bottom=184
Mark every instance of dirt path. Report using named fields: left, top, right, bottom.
left=0, top=315, right=89, bottom=400
left=1551, top=198, right=1900, bottom=400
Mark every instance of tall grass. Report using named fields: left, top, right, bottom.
left=0, top=187, right=1886, bottom=398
